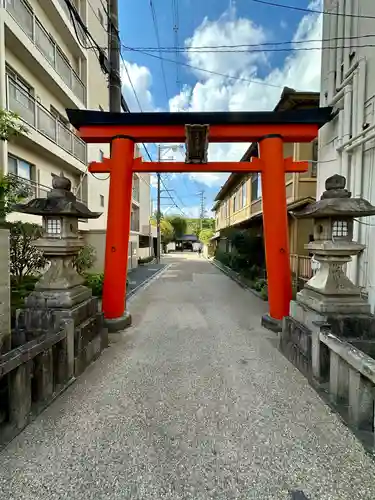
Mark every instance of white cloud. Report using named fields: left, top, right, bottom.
left=120, top=61, right=155, bottom=111
left=121, top=2, right=323, bottom=190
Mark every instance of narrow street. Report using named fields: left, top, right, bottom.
left=1, top=254, right=375, bottom=499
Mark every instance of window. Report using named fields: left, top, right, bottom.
left=8, top=155, right=33, bottom=180
left=100, top=195, right=104, bottom=207
left=251, top=174, right=258, bottom=201
left=233, top=192, right=237, bottom=213
left=242, top=182, right=247, bottom=207
left=332, top=220, right=348, bottom=238
left=47, top=217, right=62, bottom=235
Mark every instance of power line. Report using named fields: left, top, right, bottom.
left=172, top=0, right=181, bottom=92
left=248, top=0, right=375, bottom=19
left=122, top=45, right=284, bottom=88
left=124, top=43, right=375, bottom=55
left=149, top=0, right=170, bottom=101
left=122, top=33, right=375, bottom=51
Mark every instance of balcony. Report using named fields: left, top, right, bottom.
left=56, top=0, right=87, bottom=46
left=7, top=77, right=87, bottom=164
left=5, top=0, right=86, bottom=104
left=10, top=174, right=88, bottom=206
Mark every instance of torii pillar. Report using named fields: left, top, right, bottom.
left=90, top=134, right=308, bottom=334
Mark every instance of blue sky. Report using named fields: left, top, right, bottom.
left=118, top=0, right=323, bottom=218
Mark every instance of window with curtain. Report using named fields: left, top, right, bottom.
left=242, top=182, right=247, bottom=207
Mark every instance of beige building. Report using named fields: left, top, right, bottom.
left=212, top=88, right=319, bottom=280
left=0, top=0, right=153, bottom=271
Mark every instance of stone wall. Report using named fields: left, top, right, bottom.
left=0, top=228, right=10, bottom=354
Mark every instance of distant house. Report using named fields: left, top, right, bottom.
left=175, top=234, right=199, bottom=251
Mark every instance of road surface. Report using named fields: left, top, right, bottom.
left=1, top=254, right=375, bottom=499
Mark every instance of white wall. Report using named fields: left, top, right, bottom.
left=319, top=0, right=375, bottom=310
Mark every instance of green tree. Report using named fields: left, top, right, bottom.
left=150, top=214, right=174, bottom=245
left=199, top=228, right=214, bottom=245
left=0, top=109, right=28, bottom=141
left=0, top=109, right=30, bottom=222
left=10, top=222, right=46, bottom=283
left=165, top=215, right=187, bottom=238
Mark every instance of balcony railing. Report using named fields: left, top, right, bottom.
left=56, top=0, right=87, bottom=46
left=7, top=77, right=87, bottom=164
left=9, top=175, right=88, bottom=206
left=5, top=0, right=86, bottom=104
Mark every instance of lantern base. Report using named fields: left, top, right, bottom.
left=104, top=311, right=132, bottom=335
left=25, top=285, right=92, bottom=309
left=261, top=313, right=283, bottom=333
left=297, top=287, right=371, bottom=315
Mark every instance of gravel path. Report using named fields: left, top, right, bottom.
left=1, top=254, right=375, bottom=499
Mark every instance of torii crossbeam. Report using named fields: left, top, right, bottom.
left=67, top=109, right=332, bottom=332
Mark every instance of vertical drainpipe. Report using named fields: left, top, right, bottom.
left=328, top=5, right=338, bottom=102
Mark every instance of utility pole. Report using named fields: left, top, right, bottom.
left=108, top=0, right=121, bottom=112
left=156, top=145, right=161, bottom=263
left=198, top=190, right=206, bottom=231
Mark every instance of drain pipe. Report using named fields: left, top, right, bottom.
left=341, top=84, right=353, bottom=180
left=328, top=2, right=338, bottom=101
left=335, top=0, right=345, bottom=89
left=351, top=58, right=366, bottom=285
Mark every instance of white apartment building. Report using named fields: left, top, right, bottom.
left=0, top=0, right=153, bottom=272
left=319, top=0, right=375, bottom=310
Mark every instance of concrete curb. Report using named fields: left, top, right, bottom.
left=209, top=258, right=266, bottom=302
left=127, top=263, right=170, bottom=302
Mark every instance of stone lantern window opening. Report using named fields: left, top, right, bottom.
left=46, top=217, right=62, bottom=236
left=332, top=219, right=348, bottom=238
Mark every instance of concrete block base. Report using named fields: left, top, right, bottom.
left=261, top=313, right=282, bottom=333
left=104, top=312, right=132, bottom=334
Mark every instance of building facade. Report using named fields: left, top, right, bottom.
left=0, top=0, right=153, bottom=271
left=212, top=88, right=319, bottom=280
left=318, top=0, right=375, bottom=309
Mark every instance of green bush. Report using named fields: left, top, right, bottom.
left=253, top=278, right=267, bottom=292
left=10, top=275, right=39, bottom=327
left=138, top=256, right=154, bottom=265
left=84, top=273, right=131, bottom=297
left=84, top=273, right=104, bottom=297
left=9, top=221, right=46, bottom=283
left=215, top=250, right=231, bottom=267
left=73, top=244, right=96, bottom=275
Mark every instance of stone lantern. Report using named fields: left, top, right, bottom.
left=13, top=173, right=108, bottom=375
left=293, top=174, right=375, bottom=315
left=14, top=173, right=101, bottom=309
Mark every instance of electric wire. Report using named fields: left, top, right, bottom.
left=149, top=0, right=170, bottom=101
left=122, top=33, right=375, bottom=52
left=122, top=45, right=285, bottom=88
left=248, top=0, right=375, bottom=19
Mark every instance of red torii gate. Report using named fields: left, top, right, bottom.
left=67, top=109, right=332, bottom=331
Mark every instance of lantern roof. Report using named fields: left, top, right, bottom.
left=293, top=174, right=375, bottom=219
left=13, top=173, right=102, bottom=219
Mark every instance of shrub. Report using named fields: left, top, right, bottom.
left=73, top=244, right=96, bottom=275
left=10, top=275, right=39, bottom=327
left=215, top=250, right=231, bottom=267
left=84, top=273, right=130, bottom=297
left=9, top=221, right=46, bottom=284
left=138, top=255, right=154, bottom=265
left=84, top=273, right=104, bottom=297
left=253, top=278, right=267, bottom=292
